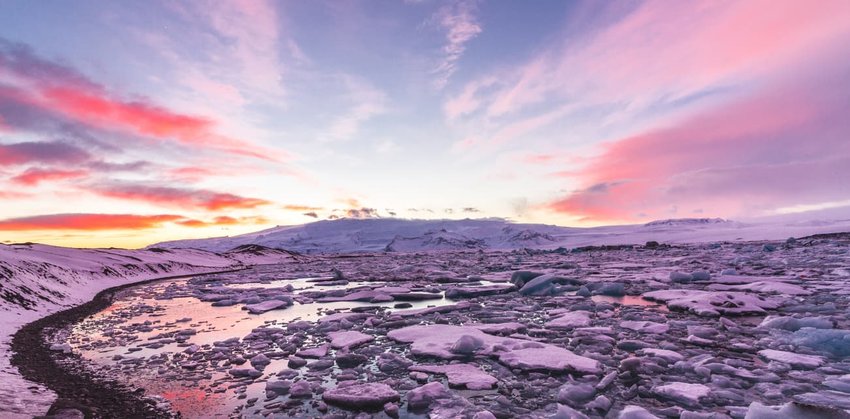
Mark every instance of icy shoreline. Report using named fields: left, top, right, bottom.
left=0, top=243, right=297, bottom=418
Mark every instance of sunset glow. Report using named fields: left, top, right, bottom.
left=1, top=0, right=849, bottom=247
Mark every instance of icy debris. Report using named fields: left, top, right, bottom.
left=510, top=271, right=544, bottom=287
left=551, top=404, right=590, bottom=419
left=49, top=343, right=72, bottom=353
left=823, top=374, right=850, bottom=393
left=643, top=289, right=784, bottom=316
left=618, top=405, right=660, bottom=419
left=497, top=346, right=600, bottom=374
left=757, top=349, right=824, bottom=369
left=556, top=382, right=596, bottom=405
left=407, top=381, right=452, bottom=410
left=546, top=311, right=592, bottom=329
left=244, top=298, right=292, bottom=314
left=518, top=273, right=563, bottom=296
left=638, top=348, right=684, bottom=363
left=744, top=401, right=850, bottom=419
left=785, top=328, right=850, bottom=356
left=707, top=281, right=810, bottom=296
left=388, top=324, right=600, bottom=374
left=322, top=383, right=400, bottom=409
left=450, top=335, right=484, bottom=355
left=327, top=331, right=374, bottom=349
left=620, top=320, right=669, bottom=334
left=410, top=364, right=498, bottom=390
left=296, top=344, right=329, bottom=358
left=793, top=390, right=850, bottom=410
left=758, top=316, right=833, bottom=331
left=651, top=382, right=710, bottom=406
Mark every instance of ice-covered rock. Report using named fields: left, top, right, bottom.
left=643, top=290, right=784, bottom=316
left=557, top=383, right=596, bottom=405
left=823, top=374, right=850, bottom=393
left=510, top=271, right=544, bottom=287
left=388, top=324, right=600, bottom=374
left=744, top=401, right=850, bottom=419
left=758, top=316, right=833, bottom=331
left=410, top=364, right=497, bottom=390
left=407, top=381, right=452, bottom=410
left=546, top=311, right=592, bottom=330
left=322, top=383, right=400, bottom=408
left=618, top=405, right=660, bottom=418
left=497, top=346, right=600, bottom=374
left=785, top=328, right=850, bottom=357
left=327, top=331, right=374, bottom=349
left=289, top=380, right=313, bottom=398
left=551, top=404, right=589, bottom=419
left=652, top=382, right=710, bottom=406
left=620, top=320, right=669, bottom=334
left=450, top=335, right=484, bottom=355
left=669, top=272, right=694, bottom=282
left=518, top=273, right=562, bottom=296
left=244, top=298, right=292, bottom=314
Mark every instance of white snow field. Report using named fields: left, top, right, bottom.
left=150, top=216, right=850, bottom=253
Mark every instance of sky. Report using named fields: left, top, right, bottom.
left=1, top=0, right=849, bottom=248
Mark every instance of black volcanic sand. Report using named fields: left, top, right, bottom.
left=11, top=269, right=244, bottom=419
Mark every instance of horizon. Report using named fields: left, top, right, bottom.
left=2, top=0, right=850, bottom=248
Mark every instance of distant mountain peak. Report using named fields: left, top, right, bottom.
left=644, top=218, right=730, bottom=227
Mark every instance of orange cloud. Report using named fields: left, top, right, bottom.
left=0, top=213, right=184, bottom=231
left=177, top=215, right=268, bottom=228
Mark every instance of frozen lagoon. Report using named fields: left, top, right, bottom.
left=41, top=238, right=850, bottom=417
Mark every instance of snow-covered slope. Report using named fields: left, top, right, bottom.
left=150, top=216, right=850, bottom=254
left=0, top=243, right=299, bottom=418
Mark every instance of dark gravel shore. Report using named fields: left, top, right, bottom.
left=10, top=269, right=244, bottom=419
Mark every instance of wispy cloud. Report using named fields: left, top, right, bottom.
left=11, top=167, right=88, bottom=186
left=431, top=0, right=482, bottom=90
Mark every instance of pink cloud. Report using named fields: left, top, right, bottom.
left=548, top=68, right=850, bottom=221
left=89, top=183, right=271, bottom=211
left=11, top=168, right=89, bottom=186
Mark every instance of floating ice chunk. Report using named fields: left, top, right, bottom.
left=450, top=335, right=484, bottom=355
left=823, top=374, right=850, bottom=393
left=546, top=311, right=592, bottom=330
left=407, top=381, right=452, bottom=410
left=618, top=405, right=660, bottom=418
left=793, top=390, right=850, bottom=410
left=322, top=383, right=400, bottom=409
left=643, top=290, right=784, bottom=316
left=744, top=401, right=850, bottom=418
left=497, top=346, right=600, bottom=374
left=519, top=274, right=561, bottom=296
left=786, top=328, right=850, bottom=357
left=551, top=404, right=589, bottom=419
left=652, top=382, right=710, bottom=406
left=318, top=312, right=369, bottom=323
left=758, top=316, right=833, bottom=331
left=244, top=298, right=292, bottom=314
left=758, top=349, right=824, bottom=369
left=327, top=331, right=374, bottom=349
left=410, top=364, right=497, bottom=390
left=388, top=324, right=600, bottom=374
left=470, top=322, right=527, bottom=335
left=707, top=281, right=810, bottom=296
left=639, top=348, right=684, bottom=363
left=556, top=383, right=596, bottom=405
left=620, top=320, right=669, bottom=334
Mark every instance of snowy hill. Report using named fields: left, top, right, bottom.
left=150, top=216, right=850, bottom=254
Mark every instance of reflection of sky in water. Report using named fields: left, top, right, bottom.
left=68, top=274, right=456, bottom=417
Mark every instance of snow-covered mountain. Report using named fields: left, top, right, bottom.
left=150, top=216, right=850, bottom=254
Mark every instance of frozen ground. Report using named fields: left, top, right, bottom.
left=28, top=233, right=850, bottom=418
